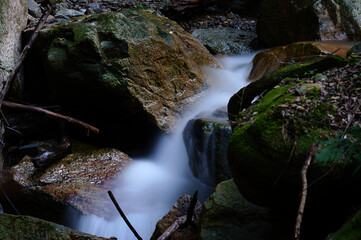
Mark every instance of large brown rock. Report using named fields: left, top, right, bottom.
left=25, top=8, right=218, bottom=151
left=248, top=41, right=355, bottom=82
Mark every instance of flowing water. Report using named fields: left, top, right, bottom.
left=76, top=54, right=255, bottom=239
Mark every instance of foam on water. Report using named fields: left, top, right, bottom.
left=76, top=54, right=255, bottom=239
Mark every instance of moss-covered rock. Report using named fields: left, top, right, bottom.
left=199, top=179, right=285, bottom=240
left=0, top=213, right=110, bottom=240
left=6, top=140, right=131, bottom=221
left=25, top=8, right=218, bottom=151
left=327, top=207, right=361, bottom=240
left=183, top=117, right=232, bottom=186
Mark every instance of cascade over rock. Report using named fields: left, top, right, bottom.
left=0, top=213, right=111, bottom=240
left=5, top=141, right=131, bottom=222
left=183, top=117, right=232, bottom=187
left=25, top=8, right=218, bottom=150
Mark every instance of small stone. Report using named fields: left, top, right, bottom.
left=296, top=106, right=305, bottom=111
left=28, top=0, right=42, bottom=18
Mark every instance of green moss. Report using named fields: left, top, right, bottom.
left=328, top=208, right=361, bottom=240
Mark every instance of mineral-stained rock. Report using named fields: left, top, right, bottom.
left=25, top=8, right=218, bottom=151
left=0, top=213, right=111, bottom=240
left=6, top=140, right=131, bottom=222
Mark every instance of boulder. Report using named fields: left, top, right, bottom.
left=0, top=0, right=27, bottom=98
left=199, top=179, right=284, bottom=240
left=191, top=27, right=255, bottom=55
left=257, top=0, right=361, bottom=46
left=248, top=41, right=355, bottom=82
left=25, top=8, right=218, bottom=151
left=228, top=55, right=361, bottom=238
left=151, top=194, right=202, bottom=240
left=4, top=140, right=131, bottom=223
left=183, top=117, right=232, bottom=186
left=0, top=213, right=110, bottom=240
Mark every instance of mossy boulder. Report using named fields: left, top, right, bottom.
left=327, top=207, right=361, bottom=240
left=25, top=8, right=218, bottom=151
left=199, top=179, right=284, bottom=240
left=183, top=117, right=232, bottom=187
left=6, top=140, right=131, bottom=222
left=0, top=213, right=110, bottom=240
left=248, top=41, right=354, bottom=82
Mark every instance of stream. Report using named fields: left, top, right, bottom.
left=76, top=54, right=256, bottom=239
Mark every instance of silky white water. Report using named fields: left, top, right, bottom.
left=76, top=54, right=255, bottom=239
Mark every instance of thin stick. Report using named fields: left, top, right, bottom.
left=294, top=143, right=315, bottom=240
left=181, top=190, right=198, bottom=228
left=157, top=216, right=187, bottom=240
left=108, top=190, right=142, bottom=240
left=2, top=101, right=99, bottom=134
left=0, top=5, right=51, bottom=106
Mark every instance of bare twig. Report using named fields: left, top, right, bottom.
left=181, top=190, right=198, bottom=228
left=108, top=190, right=142, bottom=240
left=0, top=5, right=51, bottom=106
left=2, top=101, right=99, bottom=134
left=294, top=143, right=315, bottom=240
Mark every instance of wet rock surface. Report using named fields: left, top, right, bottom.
left=9, top=140, right=131, bottom=218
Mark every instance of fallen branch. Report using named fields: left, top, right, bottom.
left=294, top=143, right=315, bottom=240
left=158, top=191, right=199, bottom=240
left=2, top=101, right=99, bottom=134
left=108, top=190, right=142, bottom=240
left=32, top=136, right=71, bottom=168
left=0, top=5, right=51, bottom=106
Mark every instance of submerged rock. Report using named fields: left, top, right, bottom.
left=25, top=8, right=218, bottom=151
left=151, top=194, right=202, bottom=240
left=8, top=141, right=131, bottom=220
left=0, top=213, right=110, bottom=240
left=183, top=117, right=232, bottom=186
left=199, top=179, right=283, bottom=240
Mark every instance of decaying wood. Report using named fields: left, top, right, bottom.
left=2, top=101, right=99, bottom=134
left=294, top=143, right=315, bottom=240
left=157, top=191, right=199, bottom=240
left=0, top=5, right=51, bottom=106
left=108, top=190, right=143, bottom=240
left=32, top=136, right=71, bottom=168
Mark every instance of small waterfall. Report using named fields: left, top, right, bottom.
left=76, top=54, right=255, bottom=239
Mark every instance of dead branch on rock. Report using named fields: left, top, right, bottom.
left=158, top=191, right=199, bottom=240
left=0, top=5, right=51, bottom=106
left=108, top=190, right=143, bottom=240
left=294, top=143, right=315, bottom=240
left=32, top=136, right=71, bottom=168
left=2, top=101, right=99, bottom=134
